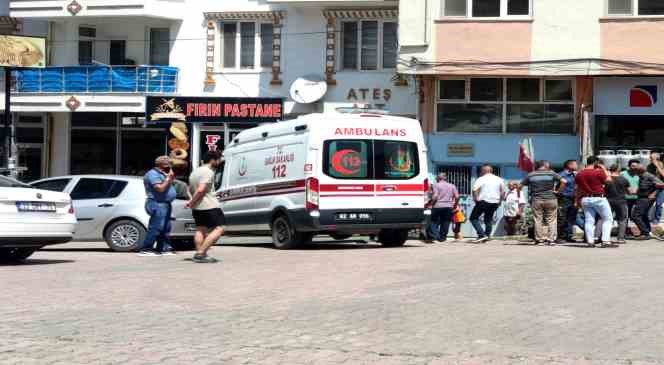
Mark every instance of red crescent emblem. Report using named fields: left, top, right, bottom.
left=331, top=149, right=362, bottom=176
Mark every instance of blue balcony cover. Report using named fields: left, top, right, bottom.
left=13, top=65, right=178, bottom=93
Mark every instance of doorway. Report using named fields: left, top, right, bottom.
left=16, top=114, right=47, bottom=182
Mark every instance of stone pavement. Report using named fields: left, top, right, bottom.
left=2, top=237, right=664, bottom=365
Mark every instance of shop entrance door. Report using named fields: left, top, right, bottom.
left=16, top=143, right=42, bottom=182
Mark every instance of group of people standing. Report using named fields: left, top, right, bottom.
left=137, top=151, right=226, bottom=263
left=427, top=152, right=664, bottom=246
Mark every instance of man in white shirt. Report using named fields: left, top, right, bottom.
left=470, top=165, right=505, bottom=243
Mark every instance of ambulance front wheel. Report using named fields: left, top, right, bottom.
left=271, top=215, right=313, bottom=249
left=379, top=229, right=409, bottom=247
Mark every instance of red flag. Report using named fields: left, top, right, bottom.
left=518, top=138, right=535, bottom=173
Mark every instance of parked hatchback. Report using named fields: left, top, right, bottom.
left=30, top=175, right=193, bottom=251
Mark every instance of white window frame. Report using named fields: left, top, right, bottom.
left=440, top=0, right=533, bottom=19
left=338, top=19, right=398, bottom=72
left=218, top=20, right=274, bottom=72
left=435, top=76, right=575, bottom=135
left=606, top=0, right=664, bottom=17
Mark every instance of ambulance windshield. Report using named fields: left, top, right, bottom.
left=323, top=140, right=419, bottom=180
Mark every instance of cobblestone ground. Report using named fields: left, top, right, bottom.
left=2, top=237, right=664, bottom=365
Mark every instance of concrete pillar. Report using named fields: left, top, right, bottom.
left=49, top=112, right=70, bottom=176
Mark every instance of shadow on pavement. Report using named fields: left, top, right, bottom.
left=221, top=240, right=422, bottom=251
left=40, top=247, right=114, bottom=253
left=0, top=259, right=75, bottom=266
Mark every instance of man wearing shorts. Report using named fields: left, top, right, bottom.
left=187, top=150, right=224, bottom=263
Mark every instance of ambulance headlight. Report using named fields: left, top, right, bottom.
left=309, top=210, right=320, bottom=218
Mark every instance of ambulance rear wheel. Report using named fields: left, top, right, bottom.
left=272, top=215, right=310, bottom=249
left=379, top=229, right=409, bottom=247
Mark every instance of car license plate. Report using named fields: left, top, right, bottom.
left=185, top=223, right=197, bottom=232
left=16, top=201, right=56, bottom=213
left=335, top=212, right=373, bottom=222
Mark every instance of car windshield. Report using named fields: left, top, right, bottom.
left=0, top=175, right=32, bottom=188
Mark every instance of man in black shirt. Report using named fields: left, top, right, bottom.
left=633, top=166, right=664, bottom=240
left=647, top=152, right=664, bottom=226
left=606, top=164, right=630, bottom=243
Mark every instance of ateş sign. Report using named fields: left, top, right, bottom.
left=146, top=96, right=283, bottom=123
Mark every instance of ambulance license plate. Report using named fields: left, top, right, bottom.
left=335, top=212, right=373, bottom=222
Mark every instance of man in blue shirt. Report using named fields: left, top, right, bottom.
left=139, top=155, right=177, bottom=256
left=557, top=160, right=578, bottom=243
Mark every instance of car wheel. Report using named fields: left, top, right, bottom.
left=0, top=248, right=36, bottom=262
left=272, top=215, right=309, bottom=249
left=379, top=229, right=409, bottom=247
left=330, top=233, right=353, bottom=241
left=105, top=220, right=146, bottom=252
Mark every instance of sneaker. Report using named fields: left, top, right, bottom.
left=472, top=236, right=489, bottom=244
left=615, top=239, right=626, bottom=244
left=650, top=232, right=664, bottom=241
left=160, top=251, right=177, bottom=256
left=192, top=254, right=218, bottom=264
left=138, top=250, right=161, bottom=257
left=634, top=235, right=650, bottom=241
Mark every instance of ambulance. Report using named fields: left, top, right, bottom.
left=219, top=112, right=429, bottom=249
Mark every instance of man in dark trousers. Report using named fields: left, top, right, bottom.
left=430, top=172, right=459, bottom=242
left=470, top=165, right=504, bottom=243
left=557, top=160, right=578, bottom=243
left=632, top=165, right=664, bottom=240
left=606, top=164, right=630, bottom=243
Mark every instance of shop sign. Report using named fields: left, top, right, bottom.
left=630, top=85, right=658, bottom=108
left=145, top=96, right=283, bottom=123
left=0, top=35, right=45, bottom=68
left=346, top=88, right=392, bottom=102
left=447, top=143, right=474, bottom=157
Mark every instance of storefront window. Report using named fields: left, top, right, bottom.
left=71, top=129, right=117, bottom=175
left=506, top=104, right=574, bottom=134
left=507, top=78, right=539, bottom=102
left=121, top=130, right=166, bottom=176
left=439, top=79, right=466, bottom=100
left=436, top=77, right=575, bottom=134
left=470, top=78, right=502, bottom=102
left=70, top=112, right=166, bottom=175
left=437, top=104, right=502, bottom=133
left=596, top=115, right=664, bottom=148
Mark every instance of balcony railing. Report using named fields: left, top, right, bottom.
left=12, top=65, right=179, bottom=94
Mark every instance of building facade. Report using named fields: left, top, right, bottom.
left=5, top=0, right=416, bottom=180
left=398, top=0, right=664, bottom=234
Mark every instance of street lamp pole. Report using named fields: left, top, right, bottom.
left=3, top=67, right=10, bottom=175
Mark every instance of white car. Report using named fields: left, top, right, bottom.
left=0, top=175, right=76, bottom=262
left=30, top=175, right=193, bottom=252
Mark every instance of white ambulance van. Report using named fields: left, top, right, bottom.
left=219, top=113, right=429, bottom=249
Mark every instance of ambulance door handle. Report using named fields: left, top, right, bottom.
left=401, top=203, right=409, bottom=206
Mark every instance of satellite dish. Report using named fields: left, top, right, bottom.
left=290, top=75, right=327, bottom=104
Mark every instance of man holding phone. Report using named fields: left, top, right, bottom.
left=139, top=155, right=177, bottom=256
